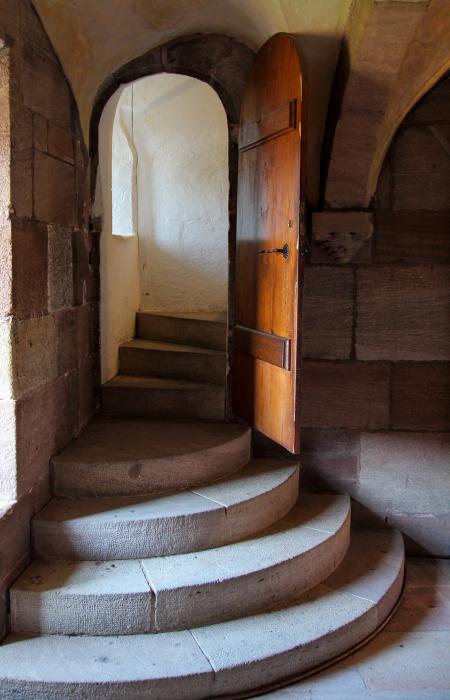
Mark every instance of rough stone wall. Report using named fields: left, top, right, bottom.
left=300, top=73, right=450, bottom=556
left=0, top=1, right=98, bottom=637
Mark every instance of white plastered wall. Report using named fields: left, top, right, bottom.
left=98, top=74, right=229, bottom=382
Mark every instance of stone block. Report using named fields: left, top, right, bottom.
left=375, top=160, right=392, bottom=210
left=77, top=357, right=95, bottom=430
left=72, top=228, right=90, bottom=305
left=75, top=303, right=90, bottom=361
left=302, top=267, right=353, bottom=359
left=34, top=152, right=76, bottom=226
left=391, top=362, right=450, bottom=431
left=357, top=432, right=450, bottom=526
left=0, top=318, right=13, bottom=399
left=32, top=112, right=47, bottom=151
left=47, top=224, right=73, bottom=310
left=0, top=50, right=11, bottom=232
left=48, top=122, right=74, bottom=164
left=12, top=220, right=47, bottom=318
left=393, top=172, right=450, bottom=210
left=375, top=210, right=450, bottom=264
left=54, top=308, right=77, bottom=376
left=0, top=500, right=30, bottom=590
left=392, top=125, right=450, bottom=175
left=11, top=314, right=57, bottom=399
left=0, top=229, right=12, bottom=316
left=22, top=43, right=72, bottom=125
left=356, top=266, right=450, bottom=360
left=0, top=398, right=17, bottom=499
left=10, top=106, right=33, bottom=218
left=300, top=429, right=360, bottom=491
left=15, top=373, right=77, bottom=496
left=301, top=361, right=390, bottom=429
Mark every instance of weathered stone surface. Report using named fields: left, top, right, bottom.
left=11, top=559, right=153, bottom=636
left=51, top=418, right=251, bottom=497
left=54, top=309, right=77, bottom=375
left=34, top=151, right=76, bottom=225
left=392, top=125, right=450, bottom=175
left=48, top=122, right=74, bottom=164
left=391, top=363, right=450, bottom=431
left=375, top=210, right=450, bottom=264
left=301, top=361, right=390, bottom=429
left=22, top=43, right=72, bottom=125
left=33, top=461, right=298, bottom=561
left=32, top=112, right=47, bottom=151
left=12, top=314, right=57, bottom=398
left=0, top=229, right=13, bottom=317
left=0, top=398, right=17, bottom=499
left=356, top=266, right=450, bottom=361
left=300, top=429, right=360, bottom=491
left=393, top=171, right=450, bottom=210
left=10, top=106, right=33, bottom=218
left=357, top=433, right=450, bottom=543
left=12, top=220, right=48, bottom=318
left=302, top=267, right=353, bottom=359
left=142, top=496, right=350, bottom=632
left=77, top=356, right=94, bottom=430
left=47, top=224, right=73, bottom=310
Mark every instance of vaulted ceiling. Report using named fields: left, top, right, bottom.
left=32, top=0, right=353, bottom=141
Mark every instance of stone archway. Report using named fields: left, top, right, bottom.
left=89, top=33, right=254, bottom=414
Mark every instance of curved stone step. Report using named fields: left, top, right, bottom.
left=51, top=417, right=251, bottom=497
left=33, top=460, right=299, bottom=560
left=0, top=531, right=404, bottom=699
left=119, top=338, right=226, bottom=384
left=102, top=375, right=225, bottom=420
left=11, top=495, right=350, bottom=636
left=136, top=310, right=227, bottom=351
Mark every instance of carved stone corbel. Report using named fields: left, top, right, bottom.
left=311, top=211, right=374, bottom=263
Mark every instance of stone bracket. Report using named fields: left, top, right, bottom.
left=312, top=211, right=374, bottom=263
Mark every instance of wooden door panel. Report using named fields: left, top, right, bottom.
left=233, top=34, right=305, bottom=453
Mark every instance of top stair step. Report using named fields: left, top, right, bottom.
left=136, top=311, right=227, bottom=350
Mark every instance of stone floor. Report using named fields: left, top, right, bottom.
left=262, top=557, right=450, bottom=699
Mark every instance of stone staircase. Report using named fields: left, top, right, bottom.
left=0, top=311, right=405, bottom=698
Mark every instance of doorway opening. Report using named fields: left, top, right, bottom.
left=96, top=73, right=229, bottom=384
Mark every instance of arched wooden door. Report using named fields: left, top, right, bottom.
left=233, top=34, right=306, bottom=453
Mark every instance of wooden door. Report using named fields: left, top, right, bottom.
left=233, top=33, right=306, bottom=453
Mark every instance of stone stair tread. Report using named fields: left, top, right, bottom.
left=11, top=495, right=350, bottom=635
left=50, top=417, right=251, bottom=497
left=0, top=531, right=404, bottom=698
left=138, top=310, right=226, bottom=324
left=103, top=375, right=223, bottom=390
left=32, top=460, right=300, bottom=559
left=52, top=416, right=248, bottom=466
left=120, top=338, right=225, bottom=356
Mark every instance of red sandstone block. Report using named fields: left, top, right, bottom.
left=391, top=362, right=450, bottom=431
left=375, top=210, right=450, bottom=264
left=75, top=304, right=90, bottom=361
left=12, top=220, right=48, bottom=318
left=22, top=43, right=72, bottom=126
left=48, top=122, right=74, bottom=164
left=34, top=152, right=76, bottom=226
left=301, top=361, right=390, bottom=430
left=393, top=172, right=450, bottom=210
left=0, top=229, right=12, bottom=316
left=33, top=112, right=47, bottom=152
left=392, top=125, right=450, bottom=175
left=300, top=428, right=360, bottom=491
left=10, top=107, right=33, bottom=218
left=54, top=308, right=78, bottom=376
left=356, top=265, right=450, bottom=361
left=77, top=357, right=95, bottom=430
left=302, top=267, right=353, bottom=360
left=15, top=374, right=78, bottom=496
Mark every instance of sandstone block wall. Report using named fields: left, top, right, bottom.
left=301, top=73, right=450, bottom=556
left=0, top=0, right=98, bottom=638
